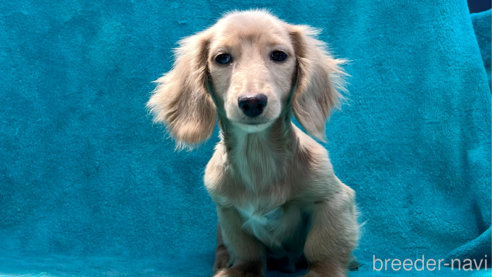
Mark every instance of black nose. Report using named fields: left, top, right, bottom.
left=238, top=94, right=268, bottom=118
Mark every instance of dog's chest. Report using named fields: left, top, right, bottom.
left=236, top=203, right=297, bottom=247
left=238, top=204, right=283, bottom=230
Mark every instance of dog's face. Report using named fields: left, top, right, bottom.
left=148, top=10, right=345, bottom=148
left=207, top=13, right=297, bottom=133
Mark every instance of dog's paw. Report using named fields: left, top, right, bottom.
left=213, top=249, right=230, bottom=273
left=301, top=267, right=347, bottom=277
left=301, top=272, right=345, bottom=277
left=213, top=268, right=262, bottom=277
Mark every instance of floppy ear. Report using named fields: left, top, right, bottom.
left=288, top=25, right=346, bottom=141
left=147, top=30, right=216, bottom=149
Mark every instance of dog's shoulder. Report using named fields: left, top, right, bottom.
left=204, top=142, right=228, bottom=195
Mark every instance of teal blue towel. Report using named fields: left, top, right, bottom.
left=472, top=10, right=491, bottom=87
left=0, top=0, right=490, bottom=276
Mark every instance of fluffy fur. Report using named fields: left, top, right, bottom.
left=148, top=10, right=359, bottom=277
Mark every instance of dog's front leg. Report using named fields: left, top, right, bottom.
left=213, top=206, right=266, bottom=277
left=303, top=187, right=359, bottom=277
left=213, top=222, right=230, bottom=273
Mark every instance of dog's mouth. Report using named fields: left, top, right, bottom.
left=233, top=120, right=273, bottom=133
left=242, top=121, right=268, bottom=126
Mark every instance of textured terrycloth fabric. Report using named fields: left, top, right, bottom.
left=0, top=0, right=490, bottom=276
left=472, top=10, right=491, bottom=87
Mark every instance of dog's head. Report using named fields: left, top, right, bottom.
left=148, top=10, right=345, bottom=148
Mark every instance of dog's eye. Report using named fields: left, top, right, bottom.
left=215, top=54, right=232, bottom=65
left=270, top=51, right=287, bottom=62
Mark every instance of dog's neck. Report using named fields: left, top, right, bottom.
left=218, top=111, right=298, bottom=191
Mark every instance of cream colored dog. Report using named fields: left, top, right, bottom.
left=148, top=10, right=359, bottom=277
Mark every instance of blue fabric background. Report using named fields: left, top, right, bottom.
left=472, top=10, right=491, bottom=87
left=0, top=0, right=490, bottom=276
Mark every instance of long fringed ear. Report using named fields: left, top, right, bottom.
left=288, top=25, right=346, bottom=141
left=147, top=30, right=216, bottom=149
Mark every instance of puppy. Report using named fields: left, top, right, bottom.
left=147, top=10, right=359, bottom=277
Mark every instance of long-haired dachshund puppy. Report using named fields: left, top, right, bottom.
left=148, top=10, right=359, bottom=277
